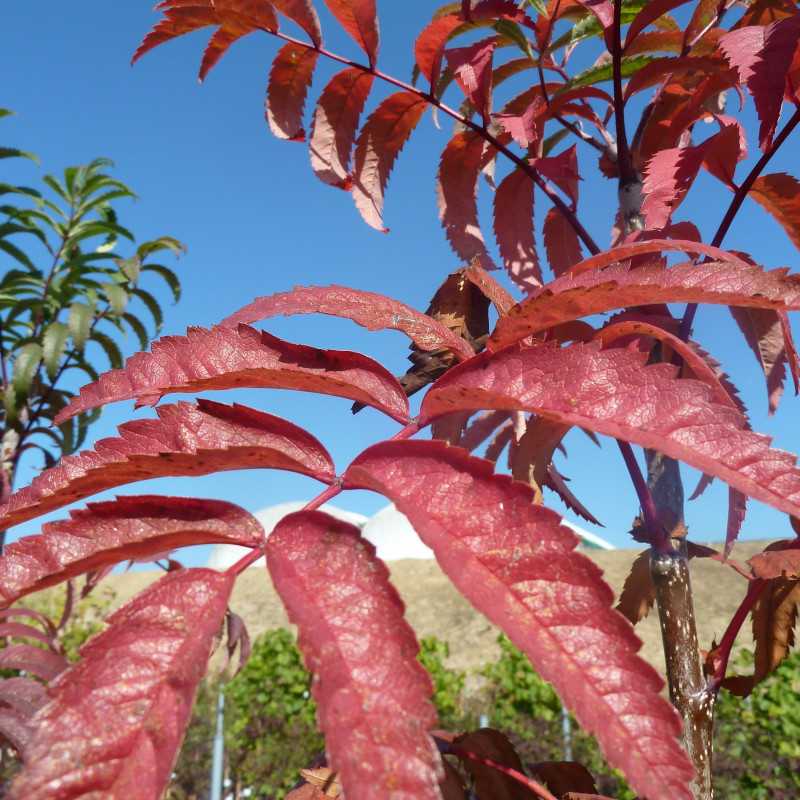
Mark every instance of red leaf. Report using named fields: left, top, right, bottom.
left=445, top=37, right=497, bottom=122
left=0, top=678, right=47, bottom=719
left=266, top=43, right=319, bottom=141
left=0, top=400, right=334, bottom=530
left=683, top=0, right=722, bottom=51
left=270, top=0, right=322, bottom=46
left=490, top=259, right=800, bottom=348
left=415, top=14, right=464, bottom=88
left=309, top=68, right=374, bottom=188
left=351, top=91, right=428, bottom=231
left=748, top=172, right=800, bottom=250
left=0, top=622, right=56, bottom=648
left=8, top=569, right=233, bottom=800
left=642, top=142, right=707, bottom=229
left=133, top=5, right=219, bottom=67
left=221, top=284, right=475, bottom=360
left=343, top=440, right=693, bottom=800
left=494, top=100, right=542, bottom=149
left=420, top=340, right=800, bottom=521
left=459, top=409, right=511, bottom=452
left=266, top=510, right=442, bottom=799
left=0, top=709, right=33, bottom=759
left=323, top=0, right=379, bottom=64
left=720, top=14, right=800, bottom=149
left=0, top=645, right=68, bottom=683
left=532, top=145, right=580, bottom=208
left=451, top=729, right=532, bottom=800
left=438, top=131, right=496, bottom=269
left=543, top=207, right=583, bottom=277
left=624, top=0, right=691, bottom=49
left=464, top=263, right=516, bottom=315
left=749, top=539, right=800, bottom=578
left=702, top=121, right=746, bottom=189
left=56, top=324, right=409, bottom=424
left=0, top=496, right=263, bottom=606
left=494, top=167, right=541, bottom=291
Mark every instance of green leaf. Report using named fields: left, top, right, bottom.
left=0, top=147, right=39, bottom=164
left=12, top=342, right=43, bottom=395
left=42, top=321, right=70, bottom=380
left=116, top=256, right=141, bottom=283
left=122, top=312, right=150, bottom=350
left=142, top=264, right=181, bottom=302
left=3, top=387, right=18, bottom=423
left=560, top=54, right=657, bottom=90
left=67, top=302, right=94, bottom=350
left=101, top=282, right=129, bottom=315
left=89, top=330, right=123, bottom=369
left=0, top=237, right=38, bottom=271
left=493, top=20, right=535, bottom=59
left=137, top=236, right=186, bottom=260
left=549, top=0, right=647, bottom=52
left=42, top=174, right=70, bottom=204
left=132, top=287, right=164, bottom=332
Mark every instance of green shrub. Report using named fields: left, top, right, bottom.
left=417, top=636, right=471, bottom=730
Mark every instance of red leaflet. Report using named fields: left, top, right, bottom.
left=493, top=100, right=542, bottom=149
left=702, top=121, right=746, bottom=189
left=309, top=68, right=374, bottom=188
left=419, top=341, right=800, bottom=521
left=266, top=511, right=442, bottom=799
left=270, top=0, right=322, bottom=46
left=490, top=259, right=800, bottom=348
left=720, top=14, right=800, bottom=149
left=642, top=142, right=707, bottom=229
left=459, top=409, right=511, bottom=452
left=221, top=284, right=474, bottom=360
left=351, top=91, right=428, bottom=231
left=624, top=0, right=691, bottom=49
left=323, top=0, right=379, bottom=65
left=133, top=4, right=218, bottom=67
left=0, top=496, right=263, bottom=606
left=494, top=167, right=541, bottom=291
left=445, top=37, right=497, bottom=123
left=0, top=400, right=335, bottom=530
left=532, top=145, right=580, bottom=208
left=344, top=441, right=693, bottom=800
left=0, top=645, right=68, bottom=683
left=683, top=0, right=722, bottom=51
left=623, top=57, right=723, bottom=103
left=266, top=43, right=319, bottom=141
left=749, top=539, right=800, bottom=578
left=464, top=263, right=516, bottom=315
left=438, top=131, right=496, bottom=269
left=414, top=14, right=463, bottom=88
left=0, top=709, right=33, bottom=759
left=0, top=677, right=47, bottom=719
left=8, top=569, right=233, bottom=800
left=748, top=172, right=800, bottom=250
left=543, top=207, right=583, bottom=278
left=56, top=324, right=410, bottom=424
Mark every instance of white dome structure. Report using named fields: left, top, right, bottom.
left=361, top=504, right=435, bottom=561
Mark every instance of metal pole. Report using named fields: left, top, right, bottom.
left=561, top=701, right=572, bottom=761
left=209, top=689, right=225, bottom=800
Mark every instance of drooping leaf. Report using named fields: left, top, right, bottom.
left=270, top=0, right=323, bottom=45
left=0, top=645, right=67, bottom=683
left=748, top=172, right=800, bottom=251
left=309, top=68, right=374, bottom=187
left=438, top=131, right=496, bottom=269
left=266, top=43, right=319, bottom=142
left=445, top=37, right=497, bottom=122
left=56, top=324, right=410, bottom=424
left=543, top=207, right=583, bottom=278
left=0, top=496, right=263, bottom=606
left=221, top=284, right=474, bottom=359
left=323, top=0, right=380, bottom=65
left=266, top=510, right=443, bottom=800
left=493, top=167, right=541, bottom=291
left=490, top=258, right=800, bottom=348
left=0, top=400, right=335, bottom=530
left=532, top=145, right=580, bottom=208
left=420, top=340, right=800, bottom=521
left=8, top=569, right=234, bottom=799
left=748, top=539, right=800, bottom=579
left=343, top=440, right=693, bottom=800
left=351, top=91, right=428, bottom=231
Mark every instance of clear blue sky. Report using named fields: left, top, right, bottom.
left=2, top=2, right=799, bottom=565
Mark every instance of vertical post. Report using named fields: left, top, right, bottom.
left=561, top=703, right=572, bottom=761
left=210, top=689, right=225, bottom=800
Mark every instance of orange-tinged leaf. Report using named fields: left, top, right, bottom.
left=543, top=207, right=583, bottom=278
left=624, top=0, right=692, bottom=49
left=323, top=0, right=379, bottom=65
left=267, top=511, right=443, bottom=800
left=309, top=68, right=374, bottom=187
left=271, top=0, right=322, bottom=45
left=616, top=550, right=657, bottom=625
left=133, top=5, right=218, bottom=67
left=464, top=262, right=516, bottom=315
left=8, top=569, right=233, bottom=800
left=748, top=172, right=800, bottom=251
left=351, top=91, right=428, bottom=231
left=344, top=441, right=693, bottom=800
left=748, top=539, right=800, bottom=578
left=0, top=400, right=335, bottom=530
left=266, top=43, right=319, bottom=141
left=494, top=167, right=541, bottom=291
left=414, top=14, right=463, bottom=87
left=0, top=496, right=263, bottom=606
left=56, top=324, right=410, bottom=424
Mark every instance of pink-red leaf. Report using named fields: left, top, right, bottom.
left=0, top=645, right=67, bottom=683
left=343, top=440, right=693, bottom=800
left=266, top=43, right=319, bottom=141
left=720, top=14, right=800, bottom=149
left=445, top=37, right=497, bottom=122
left=494, top=167, right=541, bottom=291
left=464, top=263, right=516, bottom=315
left=323, top=0, right=379, bottom=64
left=624, top=0, right=691, bottom=49
left=438, top=131, right=496, bottom=269
left=490, top=259, right=800, bottom=348
left=267, top=510, right=442, bottom=800
left=420, top=340, right=800, bottom=521
left=8, top=568, right=233, bottom=800
left=0, top=709, right=33, bottom=759
left=221, top=284, right=474, bottom=360
left=494, top=100, right=542, bottom=149
left=271, top=0, right=322, bottom=45
left=642, top=141, right=707, bottom=229
left=351, top=91, right=428, bottom=232
left=543, top=207, right=583, bottom=278
left=0, top=496, right=263, bottom=606
left=309, top=68, right=374, bottom=187
left=0, top=678, right=47, bottom=719
left=532, top=145, right=580, bottom=208
left=0, top=400, right=334, bottom=530
left=56, top=324, right=409, bottom=424
left=748, top=172, right=800, bottom=251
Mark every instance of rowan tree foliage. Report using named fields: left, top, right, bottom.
left=1, top=0, right=800, bottom=798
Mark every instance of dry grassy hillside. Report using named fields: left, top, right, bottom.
left=105, top=541, right=767, bottom=674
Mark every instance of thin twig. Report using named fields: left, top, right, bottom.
left=616, top=440, right=667, bottom=550
left=611, top=0, right=634, bottom=184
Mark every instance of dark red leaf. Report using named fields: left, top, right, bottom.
left=748, top=172, right=800, bottom=251
left=490, top=258, right=800, bottom=348
left=0, top=709, right=33, bottom=759
left=0, top=645, right=68, bottom=683
left=543, top=207, right=583, bottom=278
left=351, top=91, right=428, bottom=231
left=464, top=263, right=516, bottom=314
left=225, top=610, right=252, bottom=673
left=445, top=37, right=497, bottom=122
left=452, top=729, right=533, bottom=800
left=702, top=121, right=746, bottom=189
left=221, top=284, right=474, bottom=360
left=683, top=0, right=723, bottom=51
left=624, top=0, right=691, bottom=49
left=343, top=440, right=693, bottom=800
left=266, top=43, right=319, bottom=142
left=8, top=569, right=233, bottom=799
left=323, top=0, right=379, bottom=64
left=494, top=100, right=542, bottom=149
left=438, top=131, right=496, bottom=270
left=56, top=324, right=409, bottom=424
left=533, top=145, right=580, bottom=208
left=494, top=167, right=541, bottom=291
left=270, top=0, right=322, bottom=45
left=748, top=539, right=800, bottom=578
left=309, top=68, right=374, bottom=188
left=266, top=510, right=442, bottom=799
left=0, top=622, right=56, bottom=648
left=0, top=678, right=47, bottom=719
left=0, top=496, right=263, bottom=606
left=420, top=341, right=800, bottom=521
left=529, top=761, right=599, bottom=797
left=0, top=400, right=334, bottom=530
left=720, top=14, right=800, bottom=149
left=414, top=14, right=464, bottom=88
